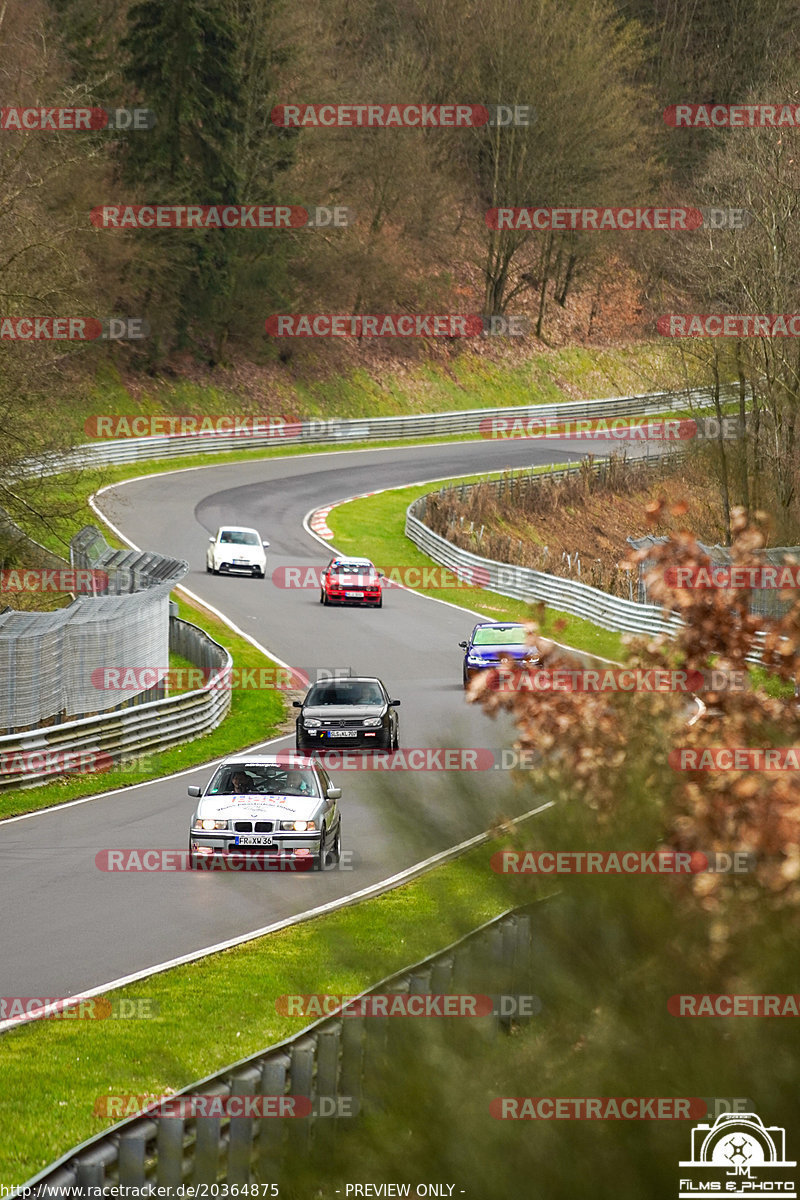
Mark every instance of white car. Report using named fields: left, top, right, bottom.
left=188, top=754, right=343, bottom=871
left=206, top=525, right=269, bottom=578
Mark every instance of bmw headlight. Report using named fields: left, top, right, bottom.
left=303, top=718, right=321, bottom=728
left=362, top=717, right=382, bottom=727
left=196, top=819, right=228, bottom=831
left=281, top=820, right=317, bottom=831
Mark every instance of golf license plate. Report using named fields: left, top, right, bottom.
left=235, top=835, right=274, bottom=846
left=327, top=729, right=357, bottom=738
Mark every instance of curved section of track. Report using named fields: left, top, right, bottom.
left=0, top=438, right=640, bottom=997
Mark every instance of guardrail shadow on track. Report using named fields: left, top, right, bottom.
left=22, top=903, right=544, bottom=1197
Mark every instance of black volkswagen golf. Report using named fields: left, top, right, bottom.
left=294, top=676, right=400, bottom=753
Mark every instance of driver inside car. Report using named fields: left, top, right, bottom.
left=229, top=771, right=254, bottom=793
left=284, top=768, right=312, bottom=795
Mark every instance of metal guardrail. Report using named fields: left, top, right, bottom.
left=405, top=452, right=774, bottom=665
left=22, top=903, right=542, bottom=1197
left=30, top=384, right=739, bottom=473
left=0, top=617, right=233, bottom=791
left=0, top=527, right=189, bottom=734
left=0, top=522, right=232, bottom=789
left=406, top=470, right=685, bottom=639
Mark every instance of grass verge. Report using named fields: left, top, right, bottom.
left=325, top=472, right=627, bottom=663
left=1, top=834, right=535, bottom=1186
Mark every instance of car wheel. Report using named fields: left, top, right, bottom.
left=322, top=590, right=329, bottom=606
left=376, top=729, right=393, bottom=753
left=319, top=590, right=324, bottom=604
left=391, top=726, right=399, bottom=751
left=205, top=561, right=211, bottom=574
left=188, top=840, right=200, bottom=870
left=328, top=821, right=342, bottom=866
left=211, top=566, right=219, bottom=576
left=376, top=595, right=383, bottom=608
left=313, top=829, right=328, bottom=871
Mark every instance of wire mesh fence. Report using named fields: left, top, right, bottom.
left=0, top=526, right=187, bottom=732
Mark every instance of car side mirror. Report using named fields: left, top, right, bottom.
left=458, top=641, right=468, bottom=648
left=187, top=785, right=202, bottom=797
left=208, top=536, right=215, bottom=543
left=326, top=786, right=342, bottom=800
left=292, top=700, right=302, bottom=708
left=390, top=699, right=401, bottom=706
left=262, top=540, right=270, bottom=548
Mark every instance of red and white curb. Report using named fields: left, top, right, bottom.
left=308, top=491, right=381, bottom=540
left=308, top=506, right=334, bottom=539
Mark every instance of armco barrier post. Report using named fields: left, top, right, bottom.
left=339, top=1014, right=364, bottom=1115
left=118, top=1119, right=156, bottom=1188
left=156, top=1111, right=185, bottom=1191
left=75, top=1143, right=117, bottom=1190
left=191, top=1082, right=228, bottom=1183
left=314, top=1024, right=342, bottom=1151
left=288, top=1038, right=315, bottom=1154
left=255, top=1053, right=290, bottom=1183
left=228, top=1066, right=261, bottom=1183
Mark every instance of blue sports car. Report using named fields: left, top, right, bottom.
left=459, top=622, right=540, bottom=688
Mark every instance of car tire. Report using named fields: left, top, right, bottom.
left=211, top=566, right=219, bottom=576
left=376, top=595, right=383, bottom=608
left=313, top=829, right=328, bottom=871
left=328, top=821, right=342, bottom=867
left=391, top=727, right=399, bottom=751
left=322, top=591, right=329, bottom=606
left=319, top=590, right=325, bottom=604
left=205, top=562, right=211, bottom=574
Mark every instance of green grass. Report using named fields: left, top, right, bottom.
left=60, top=342, right=696, bottom=445
left=325, top=474, right=627, bottom=662
left=1, top=838, right=535, bottom=1186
